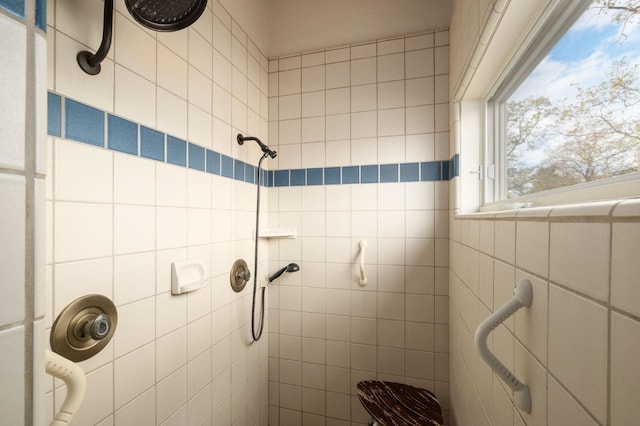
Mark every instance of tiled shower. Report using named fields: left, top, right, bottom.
left=1, top=0, right=639, bottom=425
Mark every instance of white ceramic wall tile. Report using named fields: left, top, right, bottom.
left=514, top=272, right=548, bottom=363
left=279, top=119, right=301, bottom=145
left=351, top=57, right=377, bottom=85
left=351, top=111, right=378, bottom=138
left=114, top=153, right=155, bottom=205
left=326, top=88, right=350, bottom=115
left=547, top=375, right=599, bottom=426
left=611, top=223, right=640, bottom=317
left=189, top=30, right=213, bottom=78
left=378, top=80, right=405, bottom=109
left=114, top=252, right=156, bottom=305
left=114, top=12, right=156, bottom=82
left=302, top=52, right=325, bottom=67
left=114, top=65, right=156, bottom=127
left=68, top=364, right=114, bottom=426
left=610, top=312, right=640, bottom=426
left=325, top=114, right=350, bottom=141
left=156, top=88, right=188, bottom=138
left=279, top=94, right=301, bottom=120
left=115, top=297, right=156, bottom=358
left=549, top=222, right=609, bottom=301
left=55, top=32, right=115, bottom=113
left=156, top=327, right=187, bottom=381
left=406, top=105, right=434, bottom=134
left=515, top=221, right=548, bottom=277
left=548, top=285, right=607, bottom=423
left=301, top=91, right=325, bottom=118
left=434, top=104, right=448, bottom=132
left=189, top=68, right=213, bottom=113
left=406, top=49, right=434, bottom=78
left=54, top=202, right=113, bottom=262
left=279, top=69, right=301, bottom=95
left=114, top=205, right=155, bottom=254
left=326, top=62, right=350, bottom=89
left=494, top=220, right=515, bottom=264
left=302, top=65, right=325, bottom=92
left=377, top=108, right=404, bottom=137
left=406, top=33, right=434, bottom=51
left=157, top=367, right=188, bottom=423
left=55, top=140, right=113, bottom=203
left=0, top=326, right=24, bottom=424
left=434, top=75, right=448, bottom=104
left=434, top=46, right=449, bottom=75
left=232, top=66, right=248, bottom=103
left=378, top=38, right=404, bottom=55
left=114, top=387, right=155, bottom=426
left=0, top=16, right=25, bottom=171
left=0, top=174, right=25, bottom=326
left=377, top=53, right=404, bottom=82
left=114, top=342, right=156, bottom=409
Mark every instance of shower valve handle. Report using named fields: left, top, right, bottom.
left=85, top=314, right=112, bottom=341
left=237, top=269, right=251, bottom=282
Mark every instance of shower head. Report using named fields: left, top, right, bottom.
left=237, top=134, right=277, bottom=159
left=268, top=263, right=300, bottom=282
left=125, top=0, right=208, bottom=32
left=77, top=0, right=208, bottom=75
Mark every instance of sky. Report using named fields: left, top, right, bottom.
left=508, top=1, right=640, bottom=166
left=512, top=2, right=640, bottom=103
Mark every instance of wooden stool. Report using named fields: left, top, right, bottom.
left=356, top=380, right=443, bottom=425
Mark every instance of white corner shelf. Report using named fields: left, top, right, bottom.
left=257, top=228, right=297, bottom=239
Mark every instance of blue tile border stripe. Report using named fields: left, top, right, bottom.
left=48, top=91, right=460, bottom=187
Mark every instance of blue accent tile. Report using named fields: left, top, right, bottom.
left=167, top=136, right=187, bottom=166
left=206, top=150, right=220, bottom=175
left=342, top=166, right=359, bottom=184
left=245, top=165, right=256, bottom=183
left=400, top=163, right=419, bottom=182
left=361, top=165, right=378, bottom=183
left=380, top=164, right=399, bottom=183
left=65, top=99, right=104, bottom=147
left=36, top=0, right=46, bottom=30
left=291, top=169, right=306, bottom=186
left=107, top=114, right=138, bottom=155
left=452, top=153, right=460, bottom=178
left=324, top=167, right=341, bottom=185
left=260, top=169, right=268, bottom=186
left=0, top=0, right=25, bottom=17
left=421, top=161, right=441, bottom=181
left=267, top=170, right=274, bottom=187
left=188, top=143, right=205, bottom=171
left=47, top=92, right=61, bottom=137
left=442, top=160, right=450, bottom=181
left=307, top=168, right=323, bottom=185
left=221, top=155, right=234, bottom=178
left=140, top=126, right=164, bottom=161
left=234, top=160, right=245, bottom=181
left=275, top=170, right=290, bottom=187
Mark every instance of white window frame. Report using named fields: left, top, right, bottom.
left=480, top=0, right=640, bottom=210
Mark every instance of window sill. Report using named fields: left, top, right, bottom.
left=457, top=198, right=640, bottom=220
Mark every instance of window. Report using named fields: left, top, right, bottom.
left=486, top=0, right=640, bottom=203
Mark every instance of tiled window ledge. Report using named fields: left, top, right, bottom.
left=456, top=198, right=640, bottom=220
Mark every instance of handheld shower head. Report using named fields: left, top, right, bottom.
left=268, top=263, right=300, bottom=282
left=237, top=134, right=277, bottom=158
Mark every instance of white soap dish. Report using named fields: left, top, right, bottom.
left=171, top=258, right=206, bottom=295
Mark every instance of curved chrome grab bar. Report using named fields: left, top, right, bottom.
left=475, top=279, right=532, bottom=413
